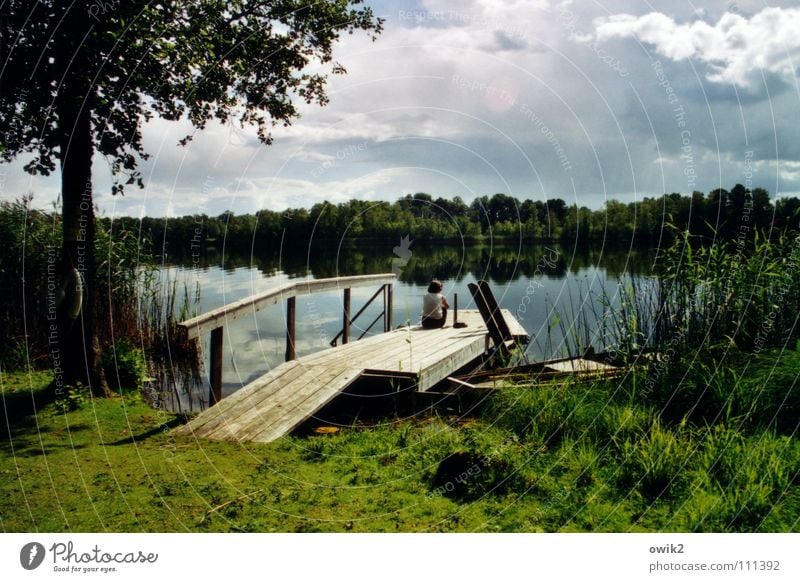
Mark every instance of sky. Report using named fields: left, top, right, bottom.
left=2, top=0, right=800, bottom=218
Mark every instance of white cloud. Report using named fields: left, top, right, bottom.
left=233, top=168, right=406, bottom=212
left=593, top=7, right=800, bottom=87
left=273, top=111, right=455, bottom=144
left=776, top=160, right=800, bottom=182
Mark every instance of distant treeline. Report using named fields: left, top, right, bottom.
left=105, top=185, right=800, bottom=255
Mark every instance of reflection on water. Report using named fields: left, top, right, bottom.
left=161, top=242, right=654, bottom=410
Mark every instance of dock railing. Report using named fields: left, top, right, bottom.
left=178, top=273, right=396, bottom=406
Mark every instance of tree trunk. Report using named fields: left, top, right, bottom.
left=56, top=91, right=110, bottom=398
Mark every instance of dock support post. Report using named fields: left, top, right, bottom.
left=386, top=284, right=393, bottom=331
left=209, top=326, right=223, bottom=406
left=343, top=288, right=351, bottom=344
left=286, top=296, right=296, bottom=361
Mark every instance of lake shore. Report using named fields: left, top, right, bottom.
left=2, top=345, right=797, bottom=532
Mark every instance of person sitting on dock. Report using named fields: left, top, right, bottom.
left=421, top=279, right=450, bottom=329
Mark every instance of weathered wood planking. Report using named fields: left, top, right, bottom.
left=174, top=309, right=527, bottom=443
left=171, top=360, right=304, bottom=437
left=207, top=365, right=359, bottom=442
left=246, top=367, right=360, bottom=443
left=500, top=308, right=529, bottom=339
left=180, top=273, right=396, bottom=339
left=543, top=358, right=618, bottom=373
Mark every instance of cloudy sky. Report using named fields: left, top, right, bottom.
left=3, top=0, right=800, bottom=217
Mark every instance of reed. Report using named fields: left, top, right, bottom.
left=0, top=198, right=201, bottom=405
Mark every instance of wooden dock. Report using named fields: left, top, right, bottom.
left=173, top=308, right=528, bottom=443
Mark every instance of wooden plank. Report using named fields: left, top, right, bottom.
left=221, top=366, right=359, bottom=442
left=410, top=334, right=486, bottom=371
left=416, top=335, right=489, bottom=391
left=363, top=328, right=443, bottom=373
left=202, top=365, right=340, bottom=440
left=404, top=313, right=488, bottom=353
left=447, top=376, right=478, bottom=390
left=308, top=320, right=444, bottom=372
left=292, top=274, right=394, bottom=297
left=181, top=283, right=294, bottom=340
left=298, top=327, right=404, bottom=366
left=173, top=362, right=304, bottom=435
left=249, top=368, right=361, bottom=443
left=499, top=308, right=529, bottom=339
left=202, top=363, right=345, bottom=441
left=180, top=274, right=396, bottom=339
left=479, top=280, right=513, bottom=339
left=468, top=282, right=510, bottom=359
left=404, top=325, right=484, bottom=364
left=366, top=311, right=489, bottom=374
left=287, top=310, right=485, bottom=371
left=544, top=358, right=618, bottom=373
left=173, top=360, right=305, bottom=436
left=366, top=326, right=468, bottom=374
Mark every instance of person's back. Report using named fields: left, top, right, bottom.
left=421, top=279, right=449, bottom=329
left=422, top=291, right=444, bottom=320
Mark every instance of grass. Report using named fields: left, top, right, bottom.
left=2, top=344, right=798, bottom=532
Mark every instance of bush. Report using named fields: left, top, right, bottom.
left=103, top=340, right=147, bottom=393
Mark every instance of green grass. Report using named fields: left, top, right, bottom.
left=2, top=347, right=798, bottom=532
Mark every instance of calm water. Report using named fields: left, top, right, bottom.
left=160, top=241, right=654, bottom=407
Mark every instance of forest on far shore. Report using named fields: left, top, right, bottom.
left=103, top=184, right=797, bottom=255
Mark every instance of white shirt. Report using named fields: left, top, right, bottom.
left=422, top=292, right=444, bottom=319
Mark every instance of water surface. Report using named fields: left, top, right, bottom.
left=160, top=240, right=654, bottom=408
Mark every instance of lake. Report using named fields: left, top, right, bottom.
left=159, top=240, right=655, bottom=408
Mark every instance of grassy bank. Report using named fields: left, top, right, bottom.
left=2, top=344, right=797, bottom=532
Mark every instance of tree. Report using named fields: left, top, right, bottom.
left=0, top=1, right=382, bottom=395
left=487, top=193, right=518, bottom=224
left=750, top=187, right=773, bottom=231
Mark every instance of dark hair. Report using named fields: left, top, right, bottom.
left=427, top=279, right=443, bottom=293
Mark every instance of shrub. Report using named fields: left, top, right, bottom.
left=103, top=340, right=147, bottom=393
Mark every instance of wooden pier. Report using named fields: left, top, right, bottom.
left=173, top=274, right=528, bottom=443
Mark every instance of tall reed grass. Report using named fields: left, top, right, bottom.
left=0, top=197, right=201, bottom=406
left=464, top=231, right=800, bottom=529
left=537, top=227, right=800, bottom=364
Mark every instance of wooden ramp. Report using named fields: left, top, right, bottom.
left=173, top=309, right=528, bottom=443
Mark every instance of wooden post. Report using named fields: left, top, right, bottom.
left=383, top=285, right=388, bottom=332
left=386, top=284, right=393, bottom=331
left=453, top=292, right=458, bottom=324
left=209, top=326, right=223, bottom=406
left=285, top=296, right=296, bottom=361
left=342, top=288, right=351, bottom=344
